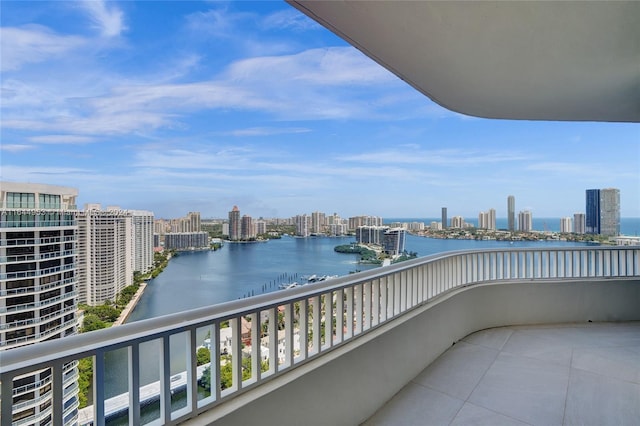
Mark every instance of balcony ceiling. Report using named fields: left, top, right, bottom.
left=288, top=1, right=640, bottom=123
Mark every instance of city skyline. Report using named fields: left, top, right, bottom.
left=1, top=1, right=638, bottom=219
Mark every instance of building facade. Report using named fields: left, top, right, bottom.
left=451, top=216, right=465, bottom=229
left=600, top=188, right=620, bottom=236
left=241, top=215, right=255, bottom=240
left=478, top=209, right=496, bottom=230
left=228, top=206, right=241, bottom=241
left=585, top=189, right=601, bottom=234
left=507, top=195, right=515, bottom=231
left=383, top=228, right=406, bottom=256
left=518, top=210, right=533, bottom=232
left=77, top=205, right=133, bottom=306
left=356, top=226, right=388, bottom=245
left=0, top=182, right=80, bottom=425
left=294, top=214, right=310, bottom=237
left=585, top=188, right=620, bottom=236
left=573, top=213, right=586, bottom=234
left=164, top=232, right=209, bottom=250
left=441, top=207, right=447, bottom=229
left=560, top=217, right=573, bottom=233
left=131, top=210, right=154, bottom=274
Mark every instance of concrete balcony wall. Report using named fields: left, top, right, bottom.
left=203, top=278, right=639, bottom=426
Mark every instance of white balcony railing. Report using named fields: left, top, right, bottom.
left=0, top=247, right=638, bottom=426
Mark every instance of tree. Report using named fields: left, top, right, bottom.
left=81, top=314, right=107, bottom=332
left=196, top=347, right=211, bottom=366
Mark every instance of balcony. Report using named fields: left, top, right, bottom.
left=1, top=247, right=638, bottom=425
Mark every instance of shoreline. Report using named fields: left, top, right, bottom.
left=113, top=282, right=147, bottom=326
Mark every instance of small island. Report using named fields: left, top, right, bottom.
left=334, top=243, right=418, bottom=265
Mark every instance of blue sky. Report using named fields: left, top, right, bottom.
left=1, top=1, right=638, bottom=220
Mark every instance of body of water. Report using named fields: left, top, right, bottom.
left=127, top=234, right=590, bottom=322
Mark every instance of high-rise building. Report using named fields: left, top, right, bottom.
left=187, top=211, right=201, bottom=233
left=348, top=215, right=383, bottom=230
left=241, top=215, right=255, bottom=240
left=574, top=213, right=586, bottom=234
left=441, top=207, right=447, bottom=229
left=507, top=195, right=515, bottom=231
left=0, top=182, right=80, bottom=425
left=356, top=226, right=388, bottom=245
left=560, top=217, right=573, bottom=233
left=585, top=189, right=601, bottom=234
left=228, top=206, right=241, bottom=241
left=585, top=188, right=620, bottom=236
left=255, top=220, right=267, bottom=236
left=295, top=214, right=310, bottom=237
left=518, top=210, right=532, bottom=232
left=478, top=208, right=496, bottom=230
left=600, top=188, right=620, bottom=236
left=451, top=216, right=465, bottom=228
left=311, top=211, right=326, bottom=234
left=77, top=205, right=133, bottom=306
left=131, top=210, right=154, bottom=274
left=164, top=232, right=209, bottom=250
left=383, top=228, right=406, bottom=256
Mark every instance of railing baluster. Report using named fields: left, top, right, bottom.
left=161, top=335, right=171, bottom=423
left=268, top=306, right=279, bottom=372
left=364, top=282, right=372, bottom=330
left=345, top=287, right=353, bottom=339
left=372, top=279, right=380, bottom=326
left=250, top=312, right=260, bottom=383
left=94, top=350, right=105, bottom=426
left=129, top=343, right=141, bottom=425
left=355, top=284, right=363, bottom=334
left=214, top=323, right=221, bottom=401
left=312, top=295, right=321, bottom=354
left=299, top=299, right=308, bottom=360
left=335, top=289, right=344, bottom=343
left=283, top=304, right=292, bottom=369
left=49, top=361, right=63, bottom=426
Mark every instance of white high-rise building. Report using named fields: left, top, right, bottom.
left=600, top=188, right=621, bottom=237
left=77, top=205, right=133, bottom=306
left=311, top=211, right=326, bottom=234
left=295, top=214, right=310, bottom=237
left=131, top=210, right=154, bottom=274
left=560, top=217, right=573, bottom=233
left=518, top=210, right=533, bottom=232
left=0, top=182, right=80, bottom=425
left=451, top=216, right=465, bottom=228
left=478, top=209, right=496, bottom=230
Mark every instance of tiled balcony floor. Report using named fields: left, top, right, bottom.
left=363, top=322, right=640, bottom=426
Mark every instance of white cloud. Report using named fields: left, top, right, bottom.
left=28, top=135, right=97, bottom=144
left=0, top=144, right=34, bottom=152
left=227, top=127, right=311, bottom=137
left=0, top=25, right=86, bottom=71
left=339, top=148, right=530, bottom=166
left=261, top=9, right=322, bottom=32
left=78, top=0, right=126, bottom=38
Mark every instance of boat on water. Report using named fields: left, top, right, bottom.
left=279, top=274, right=339, bottom=290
